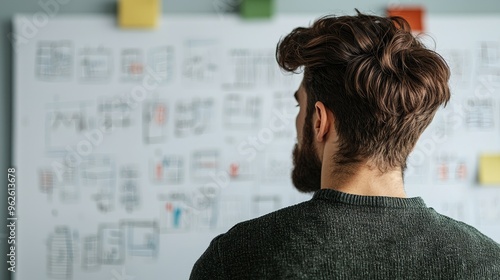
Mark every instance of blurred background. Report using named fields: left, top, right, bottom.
left=2, top=0, right=500, bottom=279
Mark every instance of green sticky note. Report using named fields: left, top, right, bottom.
left=241, top=0, right=273, bottom=19
left=479, top=154, right=500, bottom=185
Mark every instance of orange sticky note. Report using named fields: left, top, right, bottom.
left=119, top=0, right=160, bottom=28
left=387, top=6, right=424, bottom=33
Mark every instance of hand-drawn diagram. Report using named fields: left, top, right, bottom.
left=160, top=197, right=192, bottom=233
left=36, top=40, right=73, bottom=81
left=121, top=220, right=159, bottom=258
left=148, top=46, right=174, bottom=83
left=47, top=226, right=74, bottom=279
left=75, top=220, right=161, bottom=276
left=159, top=189, right=218, bottom=232
left=39, top=159, right=81, bottom=203
left=465, top=98, right=494, bottom=129
left=150, top=154, right=184, bottom=185
left=98, top=224, right=125, bottom=265
left=81, top=235, right=100, bottom=271
left=182, top=40, right=219, bottom=84
left=442, top=49, right=471, bottom=86
left=45, top=101, right=95, bottom=151
left=191, top=150, right=219, bottom=181
left=174, top=98, right=214, bottom=137
left=58, top=164, right=80, bottom=203
left=477, top=41, right=500, bottom=82
left=432, top=107, right=462, bottom=139
left=78, top=47, right=113, bottom=83
left=121, top=48, right=144, bottom=81
left=81, top=156, right=116, bottom=213
left=143, top=100, right=168, bottom=144
left=224, top=159, right=255, bottom=181
left=97, top=97, right=133, bottom=132
left=404, top=154, right=430, bottom=185
left=224, top=49, right=282, bottom=88
left=191, top=186, right=219, bottom=230
left=475, top=194, right=500, bottom=226
left=119, top=165, right=140, bottom=213
left=39, top=168, right=56, bottom=196
left=478, top=41, right=500, bottom=66
left=272, top=91, right=297, bottom=138
left=80, top=156, right=115, bottom=185
left=263, top=153, right=292, bottom=182
left=223, top=94, right=262, bottom=129
left=434, top=154, right=468, bottom=183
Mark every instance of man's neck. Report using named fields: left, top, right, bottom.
left=321, top=162, right=407, bottom=198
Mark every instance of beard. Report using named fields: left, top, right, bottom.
left=291, top=119, right=322, bottom=193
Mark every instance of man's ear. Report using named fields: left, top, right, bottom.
left=314, top=101, right=331, bottom=142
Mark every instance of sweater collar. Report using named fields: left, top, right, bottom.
left=312, top=188, right=426, bottom=208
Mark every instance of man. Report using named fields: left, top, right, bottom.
left=190, top=11, right=500, bottom=279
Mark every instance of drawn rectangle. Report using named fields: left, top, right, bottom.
left=47, top=226, right=73, bottom=279
left=59, top=165, right=80, bottom=203
left=45, top=101, right=94, bottom=151
left=78, top=47, right=113, bottom=83
left=121, top=48, right=144, bottom=81
left=223, top=94, right=262, bottom=129
left=191, top=150, right=219, bottom=180
left=465, top=99, right=494, bottom=129
left=121, top=221, right=159, bottom=258
left=149, top=46, right=174, bottom=82
left=182, top=40, right=219, bottom=84
left=225, top=49, right=278, bottom=87
left=82, top=235, right=99, bottom=271
left=143, top=101, right=168, bottom=143
left=36, top=40, right=73, bottom=81
left=160, top=200, right=192, bottom=233
left=175, top=98, right=214, bottom=137
left=150, top=155, right=184, bottom=184
left=98, top=224, right=124, bottom=265
left=97, top=97, right=133, bottom=132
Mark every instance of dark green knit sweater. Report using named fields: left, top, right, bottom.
left=190, top=189, right=500, bottom=279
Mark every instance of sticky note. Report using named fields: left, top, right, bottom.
left=241, top=0, right=273, bottom=19
left=387, top=6, right=424, bottom=32
left=479, top=154, right=500, bottom=185
left=119, top=0, right=160, bottom=28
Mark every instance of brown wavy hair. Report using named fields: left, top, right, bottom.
left=277, top=11, right=450, bottom=173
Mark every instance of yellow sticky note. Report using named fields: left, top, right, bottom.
left=119, top=0, right=160, bottom=28
left=479, top=154, right=500, bottom=185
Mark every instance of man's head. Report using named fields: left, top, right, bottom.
left=277, top=11, right=451, bottom=192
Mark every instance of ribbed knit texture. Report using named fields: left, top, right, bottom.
left=190, top=189, right=500, bottom=279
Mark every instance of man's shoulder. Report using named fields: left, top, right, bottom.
left=430, top=210, right=500, bottom=257
left=201, top=201, right=500, bottom=278
left=216, top=200, right=314, bottom=245
left=232, top=200, right=313, bottom=230
left=216, top=203, right=500, bottom=257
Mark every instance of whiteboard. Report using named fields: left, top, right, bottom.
left=13, top=14, right=500, bottom=280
